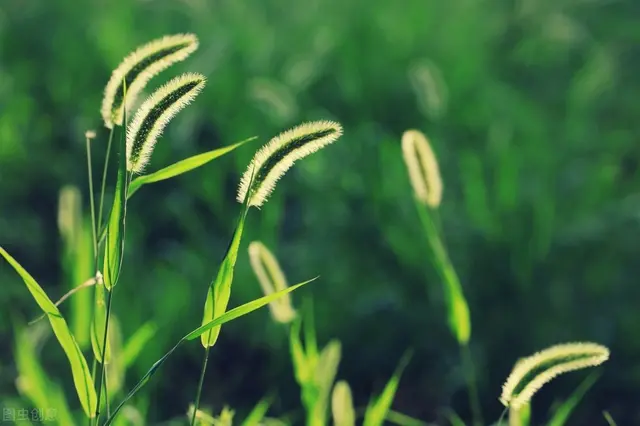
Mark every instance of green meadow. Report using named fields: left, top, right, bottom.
left=0, top=1, right=638, bottom=425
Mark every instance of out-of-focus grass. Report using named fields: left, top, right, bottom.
left=1, top=0, right=639, bottom=424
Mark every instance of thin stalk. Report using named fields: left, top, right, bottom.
left=104, top=364, right=111, bottom=418
left=86, top=135, right=98, bottom=256
left=190, top=346, right=211, bottom=426
left=90, top=358, right=97, bottom=426
left=462, top=343, right=483, bottom=426
left=415, top=201, right=482, bottom=425
left=97, top=127, right=115, bottom=234
left=94, top=288, right=113, bottom=424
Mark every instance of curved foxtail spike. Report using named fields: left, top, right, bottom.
left=101, top=33, right=199, bottom=129
left=248, top=241, right=297, bottom=324
left=237, top=120, right=343, bottom=207
left=126, top=73, right=206, bottom=174
left=401, top=129, right=443, bottom=208
left=500, top=342, right=610, bottom=409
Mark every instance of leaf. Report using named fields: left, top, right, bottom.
left=241, top=396, right=273, bottom=426
left=603, top=411, right=617, bottom=426
left=103, top=122, right=128, bottom=290
left=200, top=169, right=255, bottom=348
left=363, top=350, right=413, bottom=426
left=1, top=247, right=97, bottom=418
left=123, top=321, right=158, bottom=368
left=91, top=278, right=111, bottom=363
left=444, top=410, right=467, bottom=426
left=13, top=324, right=76, bottom=426
left=189, top=278, right=317, bottom=341
left=104, top=277, right=316, bottom=425
left=546, top=372, right=599, bottom=426
left=311, top=340, right=342, bottom=425
left=127, top=137, right=256, bottom=197
left=385, top=410, right=432, bottom=426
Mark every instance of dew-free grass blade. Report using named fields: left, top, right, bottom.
left=363, top=350, right=413, bottom=426
left=1, top=247, right=97, bottom=418
left=123, top=321, right=158, bottom=368
left=546, top=372, right=600, bottom=426
left=90, top=276, right=111, bottom=363
left=311, top=340, right=342, bottom=425
left=385, top=410, right=432, bottom=426
left=603, top=411, right=618, bottom=426
left=241, top=396, right=273, bottom=426
left=103, top=107, right=128, bottom=290
left=199, top=167, right=255, bottom=348
left=127, top=136, right=256, bottom=197
left=500, top=342, right=609, bottom=409
left=101, top=33, right=199, bottom=129
left=104, top=277, right=316, bottom=426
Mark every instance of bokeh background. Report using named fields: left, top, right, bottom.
left=1, top=0, right=639, bottom=424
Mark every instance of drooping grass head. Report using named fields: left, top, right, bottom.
left=500, top=342, right=610, bottom=409
left=101, top=33, right=199, bottom=129
left=126, top=73, right=206, bottom=173
left=401, top=129, right=443, bottom=208
left=248, top=241, right=297, bottom=324
left=237, top=120, right=343, bottom=207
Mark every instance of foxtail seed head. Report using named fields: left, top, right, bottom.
left=248, top=241, right=297, bottom=324
left=332, top=381, right=356, bottom=426
left=500, top=342, right=610, bottom=409
left=237, top=120, right=343, bottom=207
left=101, top=33, right=199, bottom=129
left=401, top=129, right=443, bottom=208
left=57, top=185, right=82, bottom=246
left=126, top=72, right=206, bottom=174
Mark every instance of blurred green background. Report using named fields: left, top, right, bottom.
left=1, top=0, right=639, bottom=424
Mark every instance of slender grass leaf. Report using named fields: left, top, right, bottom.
left=1, top=247, right=97, bottom=418
left=241, top=396, right=273, bottom=426
left=289, top=317, right=309, bottom=385
left=444, top=410, right=467, bottom=426
left=105, top=277, right=316, bottom=425
left=603, top=411, right=617, bottom=426
left=14, top=324, right=75, bottom=426
left=123, top=321, right=158, bottom=368
left=200, top=169, right=255, bottom=348
left=127, top=137, right=256, bottom=197
left=363, top=350, right=413, bottom=426
left=191, top=278, right=317, bottom=341
left=546, top=372, right=599, bottom=426
left=386, top=410, right=433, bottom=426
left=103, top=118, right=128, bottom=290
left=91, top=276, right=111, bottom=363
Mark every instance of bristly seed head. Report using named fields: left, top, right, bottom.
left=248, top=241, right=297, bottom=324
left=101, top=33, right=199, bottom=129
left=500, top=341, right=610, bottom=409
left=401, top=129, right=443, bottom=208
left=237, top=120, right=343, bottom=207
left=126, top=72, right=206, bottom=174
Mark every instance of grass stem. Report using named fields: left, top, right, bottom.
left=462, top=343, right=483, bottom=426
left=190, top=346, right=211, bottom=426
left=97, top=127, right=115, bottom=236
left=94, top=289, right=113, bottom=424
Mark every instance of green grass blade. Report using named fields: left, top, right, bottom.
left=546, top=372, right=599, bottom=426
left=312, top=340, right=342, bottom=426
left=603, top=411, right=617, bottom=426
left=123, top=321, right=158, bottom=368
left=1, top=247, right=97, bottom=418
left=105, top=277, right=315, bottom=425
left=200, top=189, right=253, bottom=348
left=385, top=410, right=433, bottom=426
left=444, top=410, right=467, bottom=426
left=364, top=350, right=413, bottom=426
left=127, top=136, right=256, bottom=198
left=102, top=158, right=127, bottom=290
left=241, top=396, right=273, bottom=426
left=91, top=279, right=111, bottom=364
left=189, top=277, right=317, bottom=341
left=289, top=317, right=309, bottom=384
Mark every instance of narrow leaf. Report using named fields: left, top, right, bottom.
left=103, top=124, right=128, bottom=290
left=105, top=277, right=315, bottom=425
left=127, top=137, right=256, bottom=197
left=1, top=247, right=97, bottom=418
left=363, top=350, right=413, bottom=426
left=241, top=397, right=273, bottom=426
left=123, top=321, right=158, bottom=368
left=190, top=278, right=317, bottom=341
left=546, top=372, right=599, bottom=426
